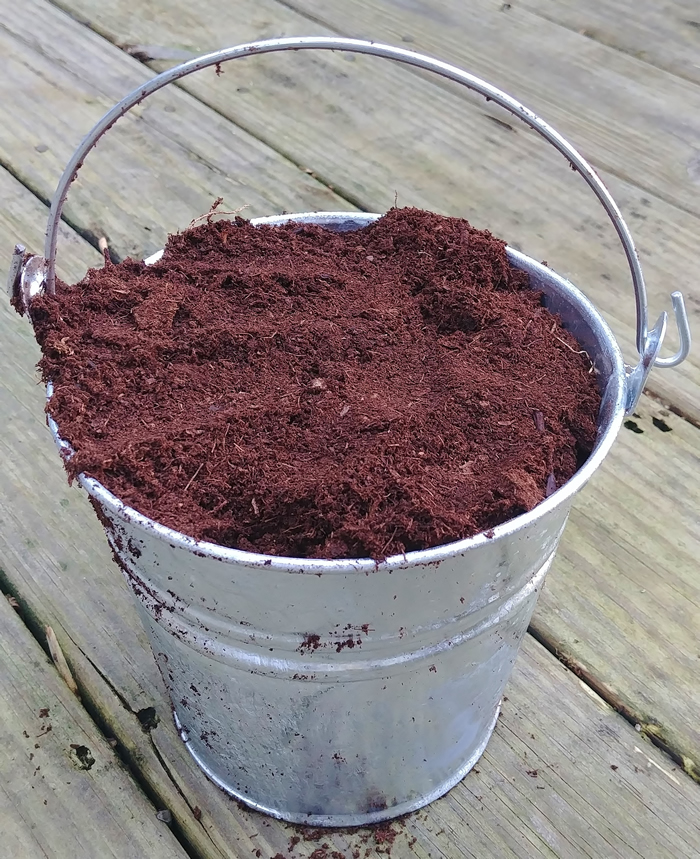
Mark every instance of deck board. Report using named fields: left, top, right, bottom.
left=1, top=0, right=699, bottom=855
left=145, top=634, right=700, bottom=859
left=538, top=395, right=700, bottom=779
left=0, top=0, right=351, bottom=271
left=43, top=0, right=700, bottom=422
left=284, top=0, right=700, bottom=217
left=4, top=263, right=699, bottom=778
left=0, top=585, right=188, bottom=859
left=2, top=176, right=699, bottom=855
left=2, top=443, right=699, bottom=859
left=0, top=167, right=102, bottom=283
left=12, top=0, right=698, bottom=770
left=520, top=0, right=700, bottom=85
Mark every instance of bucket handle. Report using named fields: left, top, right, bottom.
left=21, top=37, right=691, bottom=405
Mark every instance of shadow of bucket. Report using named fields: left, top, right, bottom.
left=9, top=38, right=690, bottom=827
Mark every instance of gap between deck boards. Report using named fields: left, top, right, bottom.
left=516, top=0, right=700, bottom=88
left=276, top=0, right=700, bottom=222
left=2, top=146, right=696, bottom=785
left=41, top=0, right=366, bottom=220
left=1, top=136, right=145, bottom=267
left=1, top=63, right=697, bottom=793
left=526, top=625, right=698, bottom=783
left=0, top=581, right=204, bottom=859
left=45, top=0, right=700, bottom=234
left=0, top=152, right=121, bottom=263
left=3, top=567, right=698, bottom=859
left=34, top=0, right=700, bottom=427
left=520, top=13, right=694, bottom=83
left=2, top=4, right=698, bottom=845
left=643, top=389, right=700, bottom=433
left=1, top=485, right=696, bottom=806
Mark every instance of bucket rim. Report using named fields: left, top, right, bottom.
left=47, top=226, right=626, bottom=574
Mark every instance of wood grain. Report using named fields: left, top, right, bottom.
left=1, top=1, right=699, bottom=855
left=1, top=177, right=699, bottom=856
left=0, top=586, right=188, bottom=858
left=0, top=165, right=102, bottom=283
left=283, top=0, right=700, bottom=217
left=2, top=431, right=699, bottom=859
left=144, top=634, right=700, bottom=859
left=44, top=0, right=700, bottom=422
left=536, top=394, right=700, bottom=780
left=520, top=0, right=700, bottom=85
left=0, top=0, right=351, bottom=273
left=43, top=0, right=698, bottom=774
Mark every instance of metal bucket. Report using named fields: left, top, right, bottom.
left=9, top=39, right=690, bottom=827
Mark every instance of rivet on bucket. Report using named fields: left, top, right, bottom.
left=13, top=37, right=691, bottom=826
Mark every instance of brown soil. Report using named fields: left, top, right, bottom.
left=30, top=208, right=601, bottom=559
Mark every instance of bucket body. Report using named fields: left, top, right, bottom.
left=19, top=33, right=684, bottom=829
left=50, top=213, right=626, bottom=826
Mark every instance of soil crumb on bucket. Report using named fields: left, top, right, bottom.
left=30, top=208, right=601, bottom=559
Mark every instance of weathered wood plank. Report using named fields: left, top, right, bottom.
left=282, top=0, right=700, bottom=217
left=536, top=394, right=700, bottom=780
left=3, top=411, right=700, bottom=859
left=45, top=0, right=700, bottom=422
left=56, top=0, right=698, bottom=773
left=3, top=477, right=700, bottom=859
left=1, top=180, right=699, bottom=855
left=145, top=634, right=700, bottom=859
left=519, top=0, right=700, bottom=86
left=0, top=0, right=351, bottom=273
left=0, top=167, right=102, bottom=284
left=4, top=143, right=698, bottom=790
left=0, top=587, right=188, bottom=858
left=1, top=2, right=699, bottom=854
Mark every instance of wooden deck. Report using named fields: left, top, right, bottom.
left=1, top=1, right=698, bottom=856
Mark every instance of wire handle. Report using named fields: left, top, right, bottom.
left=42, top=37, right=689, bottom=370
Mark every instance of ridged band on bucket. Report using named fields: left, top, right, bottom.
left=12, top=37, right=691, bottom=825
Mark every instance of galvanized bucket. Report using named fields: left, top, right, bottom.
left=9, top=39, right=690, bottom=827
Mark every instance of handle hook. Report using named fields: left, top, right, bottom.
left=654, top=291, right=691, bottom=369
